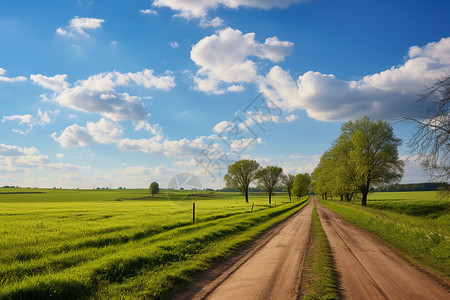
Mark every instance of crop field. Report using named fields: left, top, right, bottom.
left=0, top=188, right=308, bottom=299
left=321, top=191, right=449, bottom=277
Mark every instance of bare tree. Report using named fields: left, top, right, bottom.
left=401, top=75, right=449, bottom=183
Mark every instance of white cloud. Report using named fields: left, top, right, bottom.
left=2, top=109, right=59, bottom=134
left=140, top=9, right=158, bottom=15
left=260, top=37, right=450, bottom=121
left=117, top=136, right=212, bottom=159
left=191, top=27, right=293, bottom=94
left=52, top=118, right=123, bottom=148
left=170, top=41, right=179, bottom=48
left=199, top=17, right=224, bottom=28
left=152, top=0, right=306, bottom=19
left=0, top=143, right=86, bottom=172
left=229, top=137, right=262, bottom=152
left=34, top=69, right=175, bottom=121
left=56, top=153, right=65, bottom=159
left=213, top=120, right=234, bottom=133
left=30, top=74, right=70, bottom=92
left=227, top=84, right=244, bottom=92
left=57, top=16, right=104, bottom=37
left=0, top=68, right=27, bottom=83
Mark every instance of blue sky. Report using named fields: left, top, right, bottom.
left=1, top=0, right=449, bottom=189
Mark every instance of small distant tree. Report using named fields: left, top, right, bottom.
left=280, top=173, right=295, bottom=201
left=224, top=159, right=261, bottom=203
left=256, top=166, right=283, bottom=204
left=292, top=173, right=311, bottom=199
left=149, top=181, right=159, bottom=196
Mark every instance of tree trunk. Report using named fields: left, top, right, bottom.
left=269, top=193, right=272, bottom=204
left=288, top=191, right=291, bottom=201
left=361, top=191, right=368, bottom=206
left=245, top=192, right=249, bottom=203
left=340, top=194, right=344, bottom=201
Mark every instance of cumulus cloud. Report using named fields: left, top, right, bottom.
left=213, top=120, right=234, bottom=133
left=30, top=74, right=70, bottom=92
left=0, top=68, right=27, bottom=83
left=191, top=27, right=293, bottom=93
left=57, top=16, right=104, bottom=37
left=33, top=69, right=175, bottom=121
left=2, top=109, right=59, bottom=134
left=152, top=0, right=306, bottom=19
left=0, top=143, right=86, bottom=172
left=52, top=118, right=123, bottom=148
left=117, top=136, right=213, bottom=158
left=199, top=17, right=224, bottom=28
left=259, top=37, right=450, bottom=121
left=140, top=9, right=158, bottom=15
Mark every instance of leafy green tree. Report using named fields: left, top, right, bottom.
left=312, top=116, right=404, bottom=206
left=256, top=166, right=283, bottom=204
left=149, top=181, right=159, bottom=196
left=280, top=173, right=295, bottom=201
left=292, top=173, right=311, bottom=199
left=224, top=159, right=261, bottom=203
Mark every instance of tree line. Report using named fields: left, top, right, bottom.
left=224, top=159, right=311, bottom=204
left=311, top=116, right=404, bottom=206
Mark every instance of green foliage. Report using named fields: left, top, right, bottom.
left=312, top=116, right=404, bottom=205
left=292, top=173, right=311, bottom=199
left=224, top=159, right=261, bottom=202
left=321, top=192, right=449, bottom=278
left=255, top=166, right=283, bottom=204
left=149, top=181, right=159, bottom=196
left=281, top=173, right=296, bottom=201
left=0, top=188, right=308, bottom=299
left=301, top=201, right=339, bottom=300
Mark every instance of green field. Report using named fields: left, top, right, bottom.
left=321, top=191, right=449, bottom=278
left=0, top=188, right=308, bottom=299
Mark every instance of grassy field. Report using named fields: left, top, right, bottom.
left=0, top=188, right=309, bottom=299
left=321, top=191, right=449, bottom=278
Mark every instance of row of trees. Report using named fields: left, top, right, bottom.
left=224, top=159, right=310, bottom=204
left=312, top=117, right=404, bottom=206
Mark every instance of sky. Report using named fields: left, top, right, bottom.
left=1, top=0, right=449, bottom=189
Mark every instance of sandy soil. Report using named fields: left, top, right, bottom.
left=316, top=200, right=449, bottom=300
left=174, top=200, right=313, bottom=300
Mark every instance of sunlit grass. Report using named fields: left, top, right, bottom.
left=0, top=188, right=308, bottom=299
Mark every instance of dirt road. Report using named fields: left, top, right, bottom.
left=175, top=200, right=313, bottom=300
left=316, top=200, right=449, bottom=300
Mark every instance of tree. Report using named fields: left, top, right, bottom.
left=256, top=166, right=283, bottom=204
left=281, top=173, right=295, bottom=201
left=342, top=117, right=404, bottom=205
left=149, top=181, right=159, bottom=196
left=312, top=117, right=404, bottom=206
left=292, top=173, right=311, bottom=199
left=401, top=75, right=449, bottom=183
left=224, top=159, right=261, bottom=203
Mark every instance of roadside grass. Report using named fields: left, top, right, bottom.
left=366, top=191, right=448, bottom=218
left=0, top=189, right=308, bottom=299
left=321, top=193, right=449, bottom=278
left=300, top=200, right=339, bottom=300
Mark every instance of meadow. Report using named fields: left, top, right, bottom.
left=0, top=188, right=309, bottom=299
left=321, top=191, right=449, bottom=278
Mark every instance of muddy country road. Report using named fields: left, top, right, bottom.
left=316, top=200, right=449, bottom=300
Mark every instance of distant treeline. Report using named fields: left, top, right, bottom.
left=375, top=182, right=448, bottom=192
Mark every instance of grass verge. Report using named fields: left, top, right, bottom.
left=299, top=200, right=339, bottom=300
left=321, top=200, right=449, bottom=279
